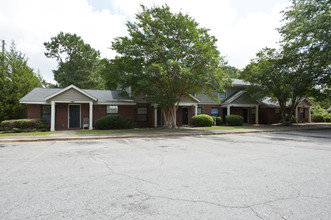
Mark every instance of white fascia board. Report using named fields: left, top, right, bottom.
left=96, top=102, right=137, bottom=105
left=187, top=94, right=200, bottom=103
left=45, top=84, right=98, bottom=101
left=19, top=101, right=48, bottom=104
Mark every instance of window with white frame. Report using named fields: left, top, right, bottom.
left=41, top=105, right=51, bottom=123
left=197, top=107, right=202, bottom=115
left=106, top=106, right=118, bottom=115
left=137, top=107, right=148, bottom=121
left=218, top=92, right=227, bottom=99
left=211, top=108, right=219, bottom=117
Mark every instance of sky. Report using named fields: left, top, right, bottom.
left=0, top=0, right=289, bottom=84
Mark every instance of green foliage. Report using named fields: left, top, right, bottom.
left=102, top=5, right=231, bottom=128
left=0, top=42, right=42, bottom=122
left=0, top=119, right=47, bottom=132
left=240, top=47, right=314, bottom=124
left=95, top=115, right=134, bottom=130
left=12, top=128, right=21, bottom=133
left=311, top=104, right=331, bottom=122
left=279, top=0, right=331, bottom=88
left=44, top=32, right=104, bottom=89
left=225, top=115, right=243, bottom=126
left=215, top=116, right=223, bottom=125
left=221, top=65, right=239, bottom=78
left=192, top=114, right=213, bottom=127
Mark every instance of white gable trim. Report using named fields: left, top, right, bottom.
left=298, top=98, right=314, bottom=107
left=187, top=94, right=200, bottom=103
left=223, top=90, right=246, bottom=104
left=45, top=84, right=98, bottom=101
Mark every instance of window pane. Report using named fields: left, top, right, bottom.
left=41, top=105, right=51, bottom=123
left=211, top=108, right=219, bottom=116
left=218, top=92, right=226, bottom=98
left=137, top=107, right=148, bottom=121
left=107, top=106, right=118, bottom=115
left=197, top=107, right=202, bottom=115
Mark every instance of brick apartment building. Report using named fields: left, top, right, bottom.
left=20, top=79, right=313, bottom=131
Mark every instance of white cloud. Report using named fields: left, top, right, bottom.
left=0, top=0, right=288, bottom=84
left=0, top=0, right=127, bottom=83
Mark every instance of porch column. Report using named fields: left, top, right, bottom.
left=227, top=105, right=231, bottom=116
left=89, top=101, right=93, bottom=130
left=194, top=104, right=198, bottom=116
left=308, top=107, right=311, bottom=123
left=154, top=105, right=157, bottom=128
left=51, top=101, right=55, bottom=131
left=255, top=105, right=259, bottom=124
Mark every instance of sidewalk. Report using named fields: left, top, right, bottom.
left=0, top=123, right=330, bottom=143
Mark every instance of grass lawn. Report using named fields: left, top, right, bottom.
left=0, top=131, right=58, bottom=137
left=76, top=128, right=189, bottom=135
left=195, top=126, right=265, bottom=130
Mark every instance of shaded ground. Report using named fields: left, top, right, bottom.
left=0, top=130, right=330, bottom=219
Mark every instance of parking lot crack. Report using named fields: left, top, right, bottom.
left=91, top=155, right=159, bottom=186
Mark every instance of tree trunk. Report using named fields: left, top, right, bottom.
left=161, top=103, right=178, bottom=129
left=279, top=102, right=297, bottom=126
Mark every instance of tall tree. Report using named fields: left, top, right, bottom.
left=44, top=32, right=104, bottom=89
left=279, top=0, right=331, bottom=87
left=240, top=47, right=314, bottom=125
left=104, top=5, right=230, bottom=128
left=221, top=65, right=239, bottom=78
left=0, top=42, right=42, bottom=121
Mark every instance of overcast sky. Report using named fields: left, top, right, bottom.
left=0, top=0, right=289, bottom=83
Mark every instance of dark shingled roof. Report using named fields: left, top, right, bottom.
left=20, top=88, right=135, bottom=103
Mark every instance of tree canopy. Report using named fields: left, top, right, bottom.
left=44, top=32, right=104, bottom=89
left=0, top=43, right=42, bottom=122
left=103, top=5, right=230, bottom=128
left=279, top=0, right=331, bottom=88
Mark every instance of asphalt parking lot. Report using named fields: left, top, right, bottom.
left=0, top=130, right=330, bottom=219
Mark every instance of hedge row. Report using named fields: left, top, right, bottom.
left=225, top=115, right=243, bottom=126
left=95, top=115, right=134, bottom=129
left=192, top=114, right=213, bottom=127
left=0, top=119, right=47, bottom=132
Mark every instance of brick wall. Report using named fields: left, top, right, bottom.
left=198, top=104, right=222, bottom=116
left=55, top=103, right=68, bottom=130
left=27, top=104, right=41, bottom=119
left=135, top=103, right=153, bottom=127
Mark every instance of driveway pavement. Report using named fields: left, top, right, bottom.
left=0, top=130, right=330, bottom=219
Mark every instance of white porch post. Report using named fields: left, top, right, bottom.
left=89, top=101, right=93, bottom=130
left=51, top=101, right=55, bottom=131
left=195, top=104, right=198, bottom=116
left=255, top=105, right=259, bottom=124
left=227, top=105, right=231, bottom=116
left=308, top=107, right=311, bottom=123
left=154, top=105, right=158, bottom=128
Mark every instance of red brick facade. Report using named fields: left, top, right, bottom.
left=27, top=104, right=41, bottom=119
left=26, top=103, right=311, bottom=130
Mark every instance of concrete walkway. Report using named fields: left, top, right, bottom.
left=0, top=123, right=330, bottom=143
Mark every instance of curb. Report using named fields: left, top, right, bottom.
left=0, top=127, right=330, bottom=143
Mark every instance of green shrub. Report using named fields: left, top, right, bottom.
left=192, top=114, right=213, bottom=127
left=95, top=115, right=134, bottom=130
left=215, top=116, right=222, bottom=125
left=12, top=128, right=21, bottom=133
left=0, top=119, right=47, bottom=132
left=225, top=115, right=243, bottom=126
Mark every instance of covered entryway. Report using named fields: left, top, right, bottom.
left=182, top=108, right=189, bottom=125
left=69, top=105, right=81, bottom=128
left=222, top=90, right=260, bottom=124
left=243, top=109, right=248, bottom=123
